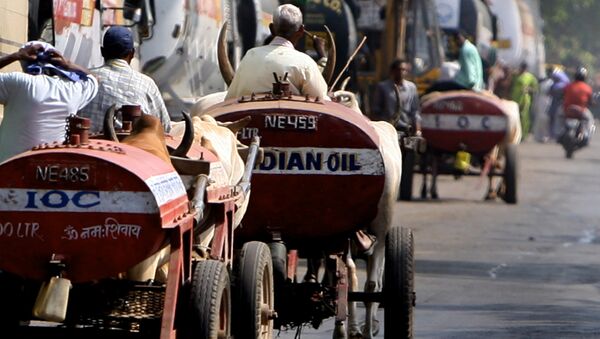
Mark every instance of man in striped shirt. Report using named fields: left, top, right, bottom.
left=81, top=26, right=170, bottom=133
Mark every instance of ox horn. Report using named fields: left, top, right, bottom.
left=170, top=111, right=194, bottom=157
left=322, top=25, right=337, bottom=85
left=218, top=21, right=235, bottom=86
left=103, top=104, right=119, bottom=142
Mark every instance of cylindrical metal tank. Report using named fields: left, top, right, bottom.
left=207, top=95, right=385, bottom=250
left=0, top=141, right=189, bottom=282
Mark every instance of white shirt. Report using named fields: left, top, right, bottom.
left=225, top=37, right=329, bottom=100
left=0, top=72, right=98, bottom=162
left=81, top=59, right=171, bottom=133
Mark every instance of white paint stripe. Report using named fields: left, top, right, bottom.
left=0, top=189, right=159, bottom=214
left=422, top=114, right=508, bottom=132
left=253, top=147, right=384, bottom=175
left=144, top=172, right=187, bottom=206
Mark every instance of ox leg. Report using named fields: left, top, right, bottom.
left=362, top=240, right=385, bottom=339
left=304, top=256, right=322, bottom=283
left=346, top=253, right=361, bottom=338
left=430, top=157, right=439, bottom=199
left=333, top=320, right=348, bottom=339
left=485, top=175, right=497, bottom=200
left=420, top=154, right=429, bottom=199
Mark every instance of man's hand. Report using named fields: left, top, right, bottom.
left=46, top=50, right=69, bottom=69
left=16, top=44, right=44, bottom=62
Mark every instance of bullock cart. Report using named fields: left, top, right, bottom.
left=0, top=114, right=266, bottom=339
left=205, top=83, right=416, bottom=338
left=400, top=91, right=518, bottom=203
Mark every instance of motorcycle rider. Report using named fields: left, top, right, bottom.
left=559, top=66, right=595, bottom=146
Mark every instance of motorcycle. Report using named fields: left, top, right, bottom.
left=558, top=105, right=596, bottom=159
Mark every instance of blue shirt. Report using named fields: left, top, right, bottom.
left=454, top=40, right=484, bottom=91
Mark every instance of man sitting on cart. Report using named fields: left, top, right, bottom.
left=225, top=4, right=329, bottom=100
left=426, top=30, right=484, bottom=93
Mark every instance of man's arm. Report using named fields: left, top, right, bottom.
left=0, top=44, right=43, bottom=69
left=409, top=85, right=422, bottom=134
left=148, top=83, right=171, bottom=132
left=47, top=51, right=91, bottom=75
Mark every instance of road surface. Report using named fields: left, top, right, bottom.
left=275, top=136, right=600, bottom=338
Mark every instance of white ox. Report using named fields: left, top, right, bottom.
left=170, top=114, right=250, bottom=251
left=484, top=98, right=521, bottom=199
left=330, top=91, right=403, bottom=338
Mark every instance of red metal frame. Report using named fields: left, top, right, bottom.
left=160, top=213, right=194, bottom=339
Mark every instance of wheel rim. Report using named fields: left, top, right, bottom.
left=259, top=263, right=274, bottom=337
left=218, top=282, right=230, bottom=339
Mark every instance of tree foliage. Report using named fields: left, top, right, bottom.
left=541, top=0, right=600, bottom=72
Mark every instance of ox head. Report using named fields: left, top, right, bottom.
left=121, top=115, right=171, bottom=164
left=217, top=21, right=336, bottom=86
left=103, top=106, right=194, bottom=158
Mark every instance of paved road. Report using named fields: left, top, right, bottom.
left=275, top=136, right=600, bottom=338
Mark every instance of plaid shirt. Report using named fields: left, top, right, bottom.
left=80, top=59, right=171, bottom=133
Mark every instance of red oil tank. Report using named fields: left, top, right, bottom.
left=0, top=140, right=189, bottom=282
left=207, top=95, right=386, bottom=249
left=421, top=91, right=509, bottom=154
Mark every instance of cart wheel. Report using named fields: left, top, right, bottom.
left=502, top=144, right=517, bottom=204
left=384, top=227, right=415, bottom=339
left=399, top=152, right=415, bottom=201
left=234, top=241, right=275, bottom=339
left=188, top=260, right=231, bottom=339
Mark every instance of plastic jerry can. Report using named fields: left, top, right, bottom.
left=32, top=277, right=72, bottom=322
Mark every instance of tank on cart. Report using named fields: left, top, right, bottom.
left=0, top=114, right=264, bottom=339
left=400, top=91, right=519, bottom=203
left=205, top=82, right=416, bottom=338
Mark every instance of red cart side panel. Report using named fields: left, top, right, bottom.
left=421, top=91, right=509, bottom=154
left=0, top=141, right=188, bottom=282
left=208, top=97, right=385, bottom=246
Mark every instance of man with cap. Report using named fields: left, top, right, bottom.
left=0, top=41, right=98, bottom=162
left=81, top=26, right=170, bottom=133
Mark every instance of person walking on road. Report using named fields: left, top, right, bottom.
left=371, top=59, right=421, bottom=135
left=510, top=61, right=538, bottom=137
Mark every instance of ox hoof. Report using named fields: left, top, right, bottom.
left=485, top=191, right=498, bottom=200
left=431, top=191, right=439, bottom=200
left=360, top=319, right=380, bottom=338
left=333, top=321, right=348, bottom=339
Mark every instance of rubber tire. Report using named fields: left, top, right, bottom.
left=188, top=260, right=231, bottom=339
left=384, top=227, right=415, bottom=339
left=268, top=242, right=287, bottom=288
left=233, top=241, right=274, bottom=339
left=503, top=144, right=518, bottom=204
left=399, top=151, right=415, bottom=201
